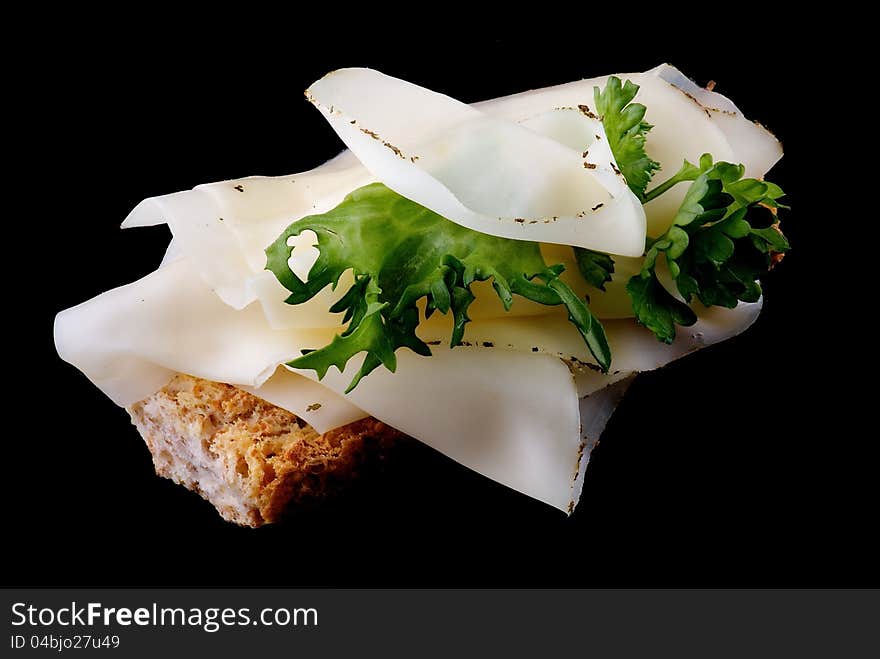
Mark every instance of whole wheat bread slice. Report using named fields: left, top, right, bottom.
left=127, top=374, right=402, bottom=526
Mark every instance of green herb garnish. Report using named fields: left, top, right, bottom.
left=266, top=183, right=610, bottom=391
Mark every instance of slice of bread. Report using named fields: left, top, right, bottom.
left=127, top=374, right=403, bottom=526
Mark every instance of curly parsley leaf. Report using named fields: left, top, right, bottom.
left=577, top=75, right=670, bottom=285
left=626, top=271, right=697, bottom=343
left=594, top=76, right=661, bottom=200
left=266, top=183, right=610, bottom=391
left=573, top=248, right=615, bottom=291
left=629, top=154, right=790, bottom=342
left=584, top=79, right=790, bottom=346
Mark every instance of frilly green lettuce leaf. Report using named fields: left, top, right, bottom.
left=573, top=248, right=615, bottom=292
left=266, top=183, right=610, bottom=391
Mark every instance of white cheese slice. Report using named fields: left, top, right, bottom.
left=287, top=299, right=758, bottom=510
left=306, top=68, right=647, bottom=257
left=123, top=153, right=372, bottom=311
left=54, top=257, right=336, bottom=406
left=572, top=376, right=635, bottom=508
left=288, top=347, right=585, bottom=510
left=649, top=64, right=781, bottom=178
left=475, top=64, right=781, bottom=236
left=418, top=301, right=762, bottom=397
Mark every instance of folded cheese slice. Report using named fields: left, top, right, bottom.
left=53, top=257, right=361, bottom=434
left=475, top=64, right=781, bottom=236
left=306, top=68, right=646, bottom=257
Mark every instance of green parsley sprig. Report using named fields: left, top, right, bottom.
left=592, top=77, right=790, bottom=343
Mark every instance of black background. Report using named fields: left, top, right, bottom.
left=10, top=17, right=875, bottom=587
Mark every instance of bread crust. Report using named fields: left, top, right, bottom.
left=127, top=374, right=402, bottom=526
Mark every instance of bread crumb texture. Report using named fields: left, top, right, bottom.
left=127, top=374, right=403, bottom=526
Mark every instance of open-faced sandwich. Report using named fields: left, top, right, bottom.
left=54, top=64, right=788, bottom=526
